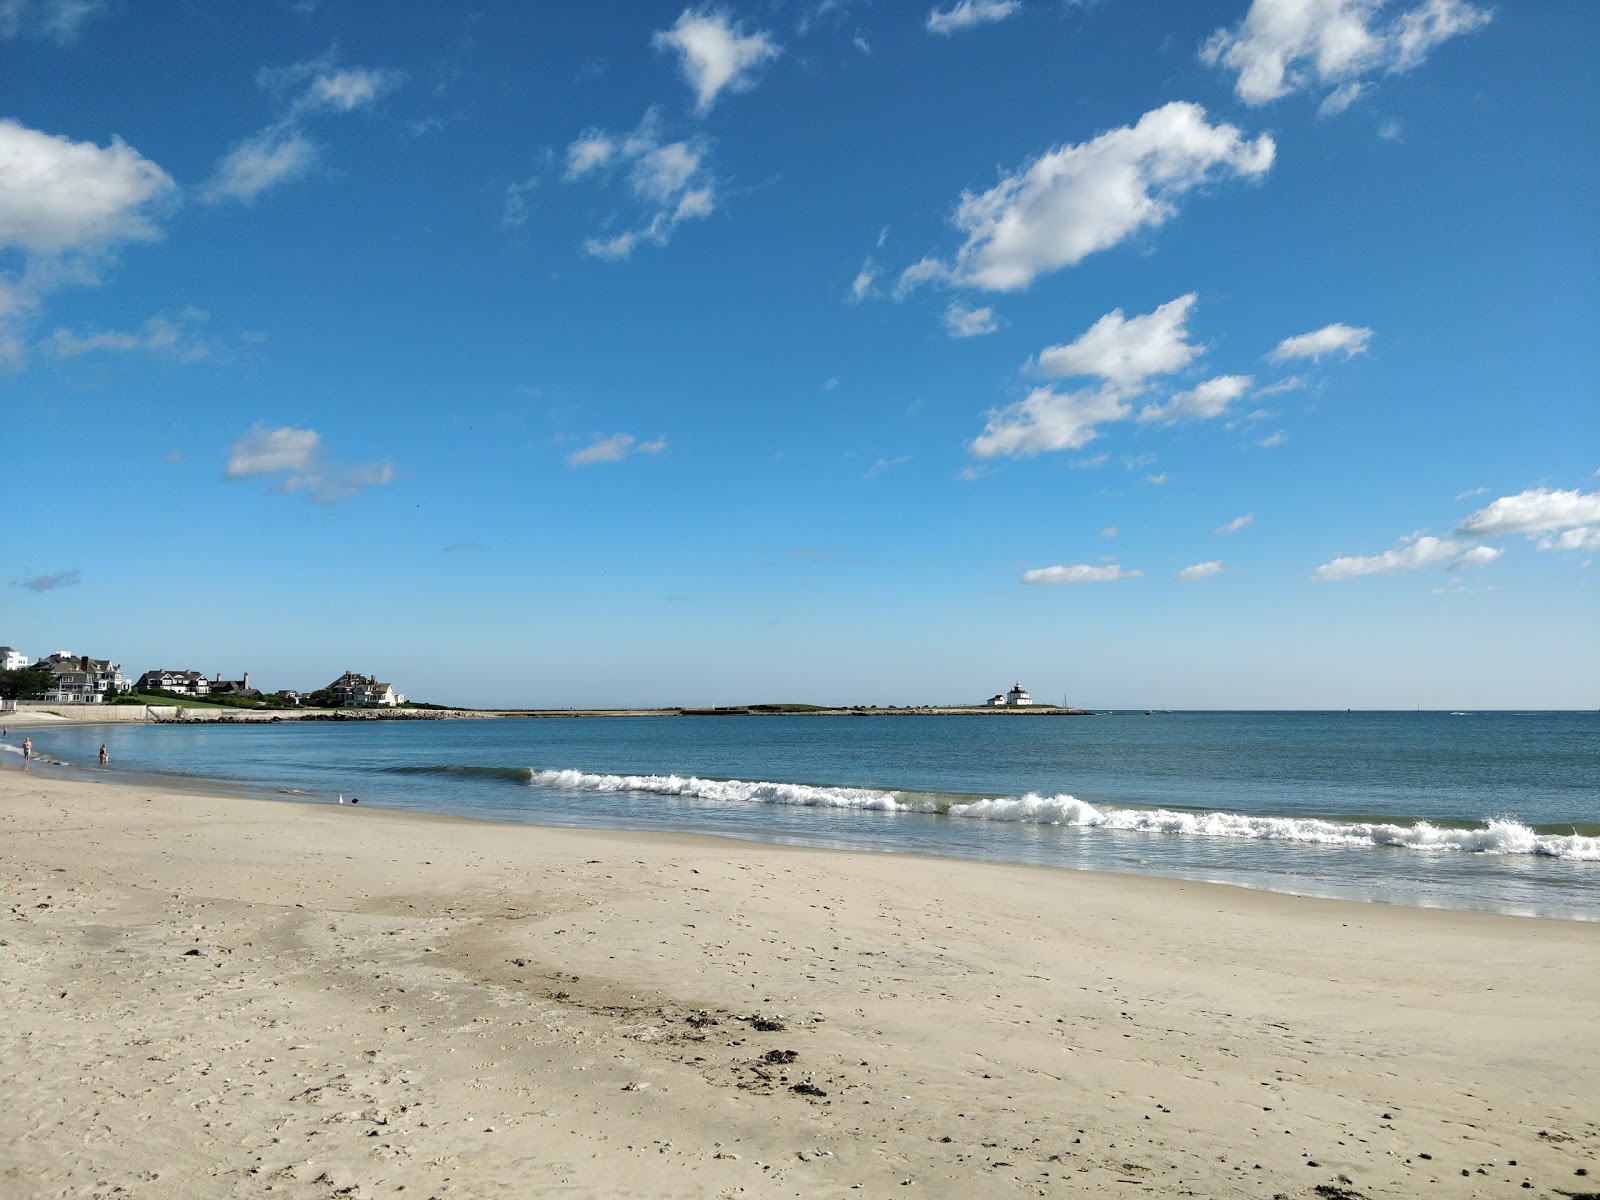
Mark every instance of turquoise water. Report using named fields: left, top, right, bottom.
left=8, top=711, right=1597, bottom=919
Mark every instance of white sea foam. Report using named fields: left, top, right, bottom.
left=527, top=768, right=933, bottom=812
left=525, top=769, right=1600, bottom=860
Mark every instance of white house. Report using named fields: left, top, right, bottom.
left=326, top=670, right=404, bottom=707
left=1005, top=682, right=1033, bottom=706
left=0, top=646, right=30, bottom=671
left=35, top=652, right=128, bottom=704
left=136, top=669, right=212, bottom=696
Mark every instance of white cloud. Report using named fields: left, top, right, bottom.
left=567, top=433, right=668, bottom=467
left=565, top=133, right=616, bottom=179
left=1216, top=512, right=1254, bottom=534
left=298, top=67, right=405, bottom=114
left=1100, top=526, right=1118, bottom=538
left=1457, top=488, right=1600, bottom=538
left=926, top=1, right=1021, bottom=36
left=205, top=56, right=403, bottom=206
left=944, top=302, right=997, bottom=337
left=1253, top=374, right=1303, bottom=396
left=1312, top=533, right=1468, bottom=580
left=48, top=308, right=212, bottom=361
left=1258, top=429, right=1287, bottom=447
left=1317, top=80, right=1364, bottom=116
left=502, top=177, right=538, bottom=229
left=849, top=261, right=877, bottom=302
left=0, top=119, right=175, bottom=256
left=0, top=0, right=105, bottom=42
left=864, top=455, right=912, bottom=479
left=226, top=423, right=394, bottom=504
left=1147, top=472, right=1168, bottom=485
left=1203, top=0, right=1490, bottom=108
left=893, top=256, right=951, bottom=298
left=1035, top=294, right=1200, bottom=389
left=1022, top=562, right=1142, bottom=585
left=1269, top=322, right=1372, bottom=362
left=653, top=9, right=780, bottom=113
left=0, top=119, right=176, bottom=366
left=1175, top=560, right=1224, bottom=581
left=970, top=385, right=1130, bottom=459
left=203, top=123, right=316, bottom=204
left=921, top=102, right=1273, bottom=292
left=1448, top=545, right=1501, bottom=569
left=1538, top=527, right=1600, bottom=554
left=564, top=113, right=717, bottom=259
left=1138, top=373, right=1252, bottom=424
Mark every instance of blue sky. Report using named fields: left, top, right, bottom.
left=3, top=0, right=1596, bottom=709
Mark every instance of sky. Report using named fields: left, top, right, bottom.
left=2, top=0, right=1597, bottom=710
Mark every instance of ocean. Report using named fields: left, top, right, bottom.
left=9, top=710, right=1597, bottom=920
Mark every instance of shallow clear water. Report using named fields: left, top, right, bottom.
left=9, top=710, right=1597, bottom=919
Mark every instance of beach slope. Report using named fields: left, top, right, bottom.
left=2, top=770, right=1595, bottom=1198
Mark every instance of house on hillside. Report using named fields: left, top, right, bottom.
left=35, top=652, right=128, bottom=704
left=326, top=670, right=403, bottom=707
left=136, top=669, right=212, bottom=697
left=209, top=672, right=260, bottom=699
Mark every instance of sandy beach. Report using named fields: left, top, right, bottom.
left=2, top=767, right=1595, bottom=1199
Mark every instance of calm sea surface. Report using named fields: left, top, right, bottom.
left=10, top=711, right=1597, bottom=919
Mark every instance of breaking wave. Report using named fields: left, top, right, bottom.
left=517, top=768, right=1600, bottom=860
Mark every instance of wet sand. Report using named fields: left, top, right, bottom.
left=2, top=767, right=1595, bottom=1198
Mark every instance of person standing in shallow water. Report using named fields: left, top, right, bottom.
left=100, top=744, right=108, bottom=765
left=22, top=737, right=31, bottom=764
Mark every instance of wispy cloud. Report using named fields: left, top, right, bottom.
left=943, top=302, right=997, bottom=338
left=1174, top=560, right=1224, bottom=581
left=226, top=423, right=394, bottom=504
left=653, top=8, right=780, bottom=113
left=1269, top=322, right=1372, bottom=363
left=1216, top=513, right=1254, bottom=535
left=0, top=0, right=107, bottom=43
left=567, top=433, right=667, bottom=467
left=926, top=1, right=1021, bottom=36
left=48, top=307, right=214, bottom=361
left=15, top=567, right=80, bottom=592
left=563, top=112, right=717, bottom=259
left=864, top=455, right=911, bottom=479
left=903, top=103, right=1273, bottom=294
left=1312, top=534, right=1472, bottom=582
left=1022, top=562, right=1142, bottom=585
left=203, top=54, right=405, bottom=205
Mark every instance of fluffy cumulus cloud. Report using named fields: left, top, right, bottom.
left=1456, top=488, right=1600, bottom=540
left=971, top=386, right=1130, bottom=459
left=1138, top=373, right=1252, bottom=424
left=563, top=113, right=717, bottom=259
left=48, top=307, right=213, bottom=361
left=943, top=302, right=997, bottom=337
left=203, top=55, right=404, bottom=205
left=1203, top=0, right=1491, bottom=108
left=1174, top=560, right=1224, bottom=581
left=653, top=9, right=780, bottom=112
left=1035, top=294, right=1200, bottom=389
left=567, top=433, right=668, bottom=467
left=1022, top=563, right=1142, bottom=585
left=226, top=423, right=394, bottom=504
left=975, top=294, right=1214, bottom=458
left=1269, top=321, right=1372, bottom=362
left=926, top=1, right=1021, bottom=36
left=1312, top=533, right=1477, bottom=580
left=0, top=119, right=177, bottom=366
left=0, top=119, right=175, bottom=256
left=906, top=103, right=1273, bottom=294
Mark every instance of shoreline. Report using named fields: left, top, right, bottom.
left=3, top=768, right=1596, bottom=1198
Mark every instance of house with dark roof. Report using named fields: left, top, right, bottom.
left=36, top=652, right=127, bottom=704
left=326, top=670, right=403, bottom=707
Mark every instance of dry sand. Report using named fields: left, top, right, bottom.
left=2, top=767, right=1595, bottom=1199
